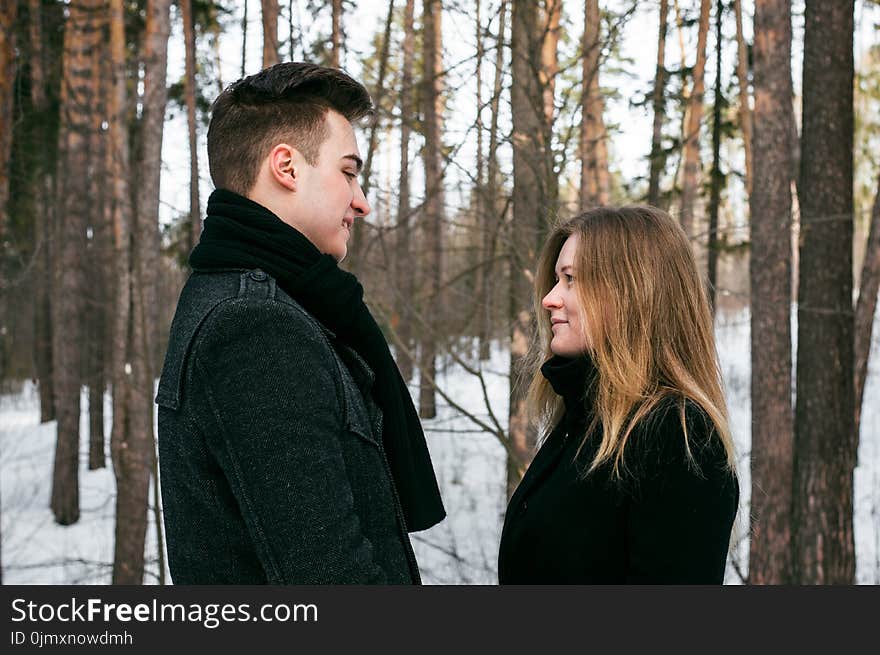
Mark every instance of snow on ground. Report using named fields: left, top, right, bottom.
left=1, top=309, right=879, bottom=584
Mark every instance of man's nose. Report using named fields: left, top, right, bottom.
left=352, top=181, right=371, bottom=217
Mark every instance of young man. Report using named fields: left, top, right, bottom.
left=155, top=63, right=445, bottom=584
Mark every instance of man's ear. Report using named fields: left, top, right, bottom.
left=268, top=143, right=298, bottom=192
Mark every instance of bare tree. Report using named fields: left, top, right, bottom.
left=395, top=0, right=416, bottom=383
left=793, top=0, right=856, bottom=584
left=734, top=0, right=753, bottom=198
left=648, top=0, right=669, bottom=207
left=28, top=0, right=55, bottom=424
left=0, top=0, right=16, bottom=242
left=262, top=0, right=280, bottom=67
left=478, top=0, right=508, bottom=362
left=348, top=0, right=394, bottom=277
left=242, top=0, right=249, bottom=76
left=331, top=0, right=342, bottom=67
left=679, top=0, right=711, bottom=238
left=508, top=0, right=558, bottom=497
left=706, top=0, right=723, bottom=310
left=111, top=0, right=171, bottom=584
left=419, top=0, right=445, bottom=419
left=182, top=0, right=202, bottom=252
left=579, top=0, right=610, bottom=209
left=52, top=0, right=106, bottom=526
left=748, top=0, right=794, bottom=585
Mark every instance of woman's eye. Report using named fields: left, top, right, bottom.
left=565, top=274, right=574, bottom=284
left=343, top=171, right=356, bottom=180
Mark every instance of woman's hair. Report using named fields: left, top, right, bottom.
left=525, top=205, right=736, bottom=478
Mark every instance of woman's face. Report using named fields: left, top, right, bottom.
left=542, top=234, right=591, bottom=357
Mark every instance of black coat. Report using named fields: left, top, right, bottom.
left=498, top=356, right=739, bottom=584
left=156, top=269, right=420, bottom=584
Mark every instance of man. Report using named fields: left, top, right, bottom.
left=155, top=63, right=445, bottom=584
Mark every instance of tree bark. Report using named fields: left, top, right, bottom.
left=331, top=0, right=342, bottom=67
left=579, top=0, right=610, bottom=209
left=182, top=0, right=202, bottom=252
left=111, top=0, right=171, bottom=585
left=508, top=0, right=555, bottom=497
left=241, top=0, right=248, bottom=77
left=706, top=0, right=723, bottom=312
left=28, top=0, right=55, bottom=424
left=793, top=0, right=855, bottom=584
left=0, top=0, right=16, bottom=242
left=648, top=0, right=669, bottom=208
left=734, top=0, right=753, bottom=198
left=395, top=0, right=416, bottom=383
left=679, top=0, right=711, bottom=239
left=261, top=0, right=279, bottom=68
left=52, top=0, right=105, bottom=526
left=748, top=0, right=794, bottom=585
left=88, top=24, right=110, bottom=471
left=479, top=0, right=508, bottom=362
left=419, top=0, right=444, bottom=420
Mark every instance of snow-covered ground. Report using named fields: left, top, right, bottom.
left=1, top=308, right=878, bottom=584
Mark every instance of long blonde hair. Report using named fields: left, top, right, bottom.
left=525, top=206, right=736, bottom=478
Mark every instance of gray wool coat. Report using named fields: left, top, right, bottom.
left=156, top=268, right=420, bottom=584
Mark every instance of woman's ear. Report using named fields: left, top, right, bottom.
left=268, top=143, right=297, bottom=192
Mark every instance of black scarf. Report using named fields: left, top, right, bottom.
left=190, top=189, right=446, bottom=532
left=541, top=354, right=599, bottom=439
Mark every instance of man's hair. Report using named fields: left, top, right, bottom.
left=207, top=62, right=373, bottom=195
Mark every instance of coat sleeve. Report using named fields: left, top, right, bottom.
left=191, top=297, right=388, bottom=584
left=624, top=403, right=739, bottom=584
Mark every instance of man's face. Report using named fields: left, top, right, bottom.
left=290, top=110, right=370, bottom=261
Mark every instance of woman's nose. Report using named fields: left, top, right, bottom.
left=542, top=286, right=562, bottom=310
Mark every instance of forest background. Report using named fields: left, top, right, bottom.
left=1, top=0, right=879, bottom=584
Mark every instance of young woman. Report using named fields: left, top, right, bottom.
left=498, top=206, right=739, bottom=584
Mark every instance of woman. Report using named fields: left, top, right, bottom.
left=498, top=206, right=739, bottom=584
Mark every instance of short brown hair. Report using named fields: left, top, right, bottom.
left=207, top=62, right=373, bottom=195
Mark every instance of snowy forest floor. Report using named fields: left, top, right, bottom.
left=2, top=308, right=879, bottom=584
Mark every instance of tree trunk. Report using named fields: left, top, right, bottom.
left=734, top=0, right=753, bottom=198
left=508, top=0, right=554, bottom=497
left=419, top=0, right=444, bottom=420
left=648, top=0, right=669, bottom=208
left=88, top=27, right=109, bottom=471
left=28, top=0, right=55, bottom=424
left=395, top=0, right=416, bottom=383
left=52, top=0, right=105, bottom=526
left=182, top=0, right=202, bottom=252
left=706, top=0, right=723, bottom=312
left=349, top=0, right=394, bottom=277
left=261, top=0, right=279, bottom=68
left=0, top=0, right=16, bottom=242
left=679, top=0, right=710, bottom=238
left=579, top=0, right=610, bottom=209
left=855, top=175, right=880, bottom=439
left=331, top=0, right=342, bottom=67
left=748, top=0, right=794, bottom=585
left=793, top=0, right=855, bottom=585
left=473, top=0, right=485, bottom=359
left=241, top=0, right=248, bottom=77
left=479, top=0, right=507, bottom=362
left=111, top=0, right=171, bottom=585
